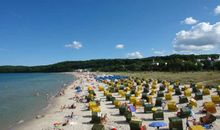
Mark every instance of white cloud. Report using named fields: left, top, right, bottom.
left=214, top=5, right=220, bottom=14
left=152, top=49, right=166, bottom=56
left=127, top=51, right=144, bottom=59
left=182, top=17, right=198, bottom=25
left=65, top=41, right=82, bottom=49
left=173, top=22, right=220, bottom=53
left=115, top=44, right=124, bottom=49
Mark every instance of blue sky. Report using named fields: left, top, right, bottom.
left=0, top=0, right=220, bottom=66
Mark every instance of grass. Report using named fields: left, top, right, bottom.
left=103, top=71, right=220, bottom=86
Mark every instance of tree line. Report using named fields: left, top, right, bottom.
left=0, top=54, right=220, bottom=73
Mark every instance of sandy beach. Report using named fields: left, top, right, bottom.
left=14, top=72, right=220, bottom=130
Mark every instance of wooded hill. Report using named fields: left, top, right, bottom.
left=0, top=54, right=220, bottom=73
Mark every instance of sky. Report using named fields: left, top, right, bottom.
left=0, top=0, right=220, bottom=66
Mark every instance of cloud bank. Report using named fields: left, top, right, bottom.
left=173, top=22, right=220, bottom=53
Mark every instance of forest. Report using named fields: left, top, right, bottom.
left=0, top=54, right=220, bottom=73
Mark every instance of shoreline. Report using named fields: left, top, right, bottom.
left=12, top=72, right=77, bottom=130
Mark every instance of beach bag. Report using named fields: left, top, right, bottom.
left=169, top=117, right=183, bottom=130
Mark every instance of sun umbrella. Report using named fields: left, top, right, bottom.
left=149, top=121, right=167, bottom=129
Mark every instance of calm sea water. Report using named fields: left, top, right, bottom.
left=0, top=73, right=74, bottom=130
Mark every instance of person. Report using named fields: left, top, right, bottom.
left=70, top=112, right=74, bottom=118
left=62, top=119, right=69, bottom=126
left=162, top=101, right=166, bottom=110
left=186, top=117, right=190, bottom=130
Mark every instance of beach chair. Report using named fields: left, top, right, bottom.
left=119, top=105, right=127, bottom=115
left=91, top=124, right=105, bottom=130
left=159, top=85, right=165, bottom=91
left=129, top=119, right=142, bottom=130
left=91, top=112, right=101, bottom=124
left=189, top=98, right=197, bottom=108
left=202, top=88, right=210, bottom=95
left=141, top=93, right=148, bottom=100
left=130, top=96, right=136, bottom=104
left=196, top=83, right=203, bottom=89
left=135, top=91, right=141, bottom=97
left=157, top=91, right=164, bottom=97
left=179, top=96, right=188, bottom=104
left=106, top=93, right=112, bottom=101
left=89, top=101, right=97, bottom=110
left=152, top=84, right=157, bottom=89
left=168, top=86, right=174, bottom=93
left=135, top=99, right=144, bottom=107
left=189, top=125, right=205, bottom=130
left=103, top=90, right=109, bottom=96
left=192, top=86, right=200, bottom=93
left=150, top=89, right=156, bottom=95
left=155, top=97, right=163, bottom=107
left=184, top=89, right=191, bottom=97
left=126, top=93, right=131, bottom=100
left=204, top=102, right=217, bottom=113
left=111, top=96, right=116, bottom=104
left=169, top=117, right=183, bottom=130
left=165, top=93, right=172, bottom=100
left=98, top=86, right=104, bottom=91
left=211, top=95, right=220, bottom=104
left=91, top=106, right=101, bottom=112
left=153, top=109, right=164, bottom=120
left=144, top=103, right=153, bottom=113
left=138, top=85, right=142, bottom=91
left=177, top=107, right=191, bottom=118
left=143, top=87, right=149, bottom=93
left=167, top=101, right=178, bottom=111
left=194, top=92, right=203, bottom=100
left=114, top=100, right=121, bottom=108
left=124, top=111, right=132, bottom=122
left=175, top=88, right=182, bottom=95
left=147, top=95, right=153, bottom=104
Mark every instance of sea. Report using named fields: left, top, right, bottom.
left=0, top=73, right=74, bottom=130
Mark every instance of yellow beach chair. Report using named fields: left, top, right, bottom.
left=202, top=88, right=210, bottom=95
left=184, top=89, right=191, bottom=97
left=204, top=102, right=217, bottom=113
left=189, top=98, right=197, bottom=108
left=211, top=95, right=220, bottom=104
left=165, top=93, right=172, bottom=100
left=167, top=101, right=178, bottom=111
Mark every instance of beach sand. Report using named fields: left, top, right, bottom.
left=15, top=72, right=220, bottom=130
